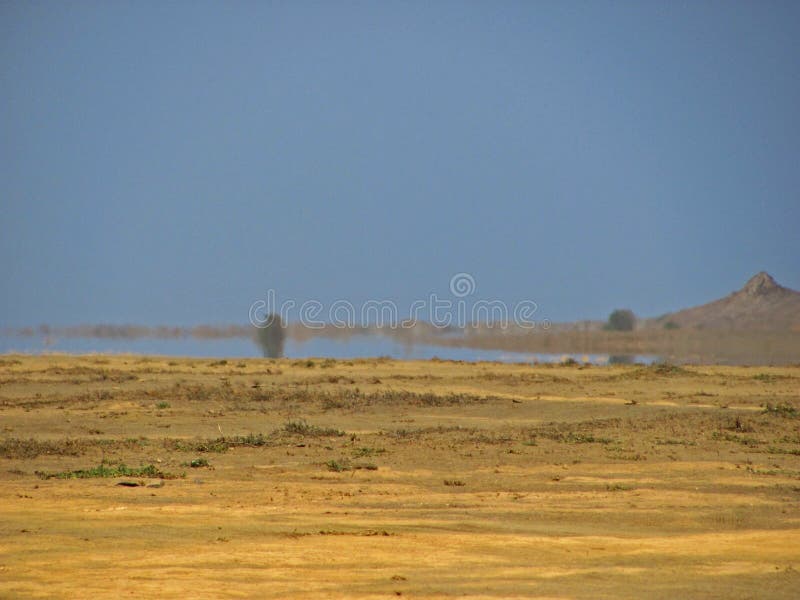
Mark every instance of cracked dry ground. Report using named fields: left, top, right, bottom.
left=1, top=355, right=799, bottom=598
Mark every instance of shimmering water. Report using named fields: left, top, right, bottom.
left=0, top=333, right=658, bottom=365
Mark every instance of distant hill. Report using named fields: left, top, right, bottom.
left=651, top=272, right=800, bottom=332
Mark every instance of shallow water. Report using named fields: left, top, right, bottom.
left=0, top=333, right=658, bottom=365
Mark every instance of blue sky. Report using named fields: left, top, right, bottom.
left=2, top=1, right=798, bottom=327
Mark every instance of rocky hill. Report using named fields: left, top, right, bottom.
left=652, top=272, right=800, bottom=332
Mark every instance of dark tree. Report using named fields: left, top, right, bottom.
left=605, top=309, right=636, bottom=332
left=254, top=313, right=286, bottom=358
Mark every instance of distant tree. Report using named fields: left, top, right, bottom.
left=254, top=313, right=285, bottom=358
left=605, top=309, right=636, bottom=332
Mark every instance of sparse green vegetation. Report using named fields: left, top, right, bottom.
left=284, top=419, right=345, bottom=437
left=36, top=461, right=181, bottom=480
left=753, top=373, right=777, bottom=382
left=541, top=431, right=614, bottom=444
left=353, top=447, right=386, bottom=457
left=170, top=438, right=230, bottom=453
left=606, top=483, right=634, bottom=491
left=767, top=446, right=800, bottom=456
left=712, top=431, right=760, bottom=447
left=655, top=438, right=695, bottom=446
left=762, top=403, right=798, bottom=417
left=325, top=458, right=378, bottom=472
left=0, top=438, right=86, bottom=459
left=325, top=459, right=350, bottom=472
left=225, top=432, right=273, bottom=447
left=169, top=432, right=273, bottom=453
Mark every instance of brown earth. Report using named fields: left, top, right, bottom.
left=1, top=354, right=799, bottom=598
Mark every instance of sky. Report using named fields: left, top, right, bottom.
left=2, top=1, right=799, bottom=328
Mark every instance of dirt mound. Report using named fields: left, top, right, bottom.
left=654, top=272, right=800, bottom=332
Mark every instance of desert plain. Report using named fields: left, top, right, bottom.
left=1, top=354, right=799, bottom=598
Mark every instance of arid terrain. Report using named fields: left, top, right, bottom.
left=1, top=355, right=799, bottom=598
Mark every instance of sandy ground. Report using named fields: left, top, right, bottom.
left=1, top=355, right=799, bottom=598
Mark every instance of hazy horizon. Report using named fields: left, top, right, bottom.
left=3, top=2, right=799, bottom=329
left=2, top=265, right=797, bottom=331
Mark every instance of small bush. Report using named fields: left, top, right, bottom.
left=566, top=433, right=613, bottom=444
left=325, top=458, right=377, bottom=472
left=326, top=459, right=351, bottom=472
left=226, top=432, right=272, bottom=446
left=711, top=431, right=760, bottom=447
left=284, top=419, right=345, bottom=437
left=606, top=483, right=634, bottom=491
left=0, top=438, right=86, bottom=459
left=353, top=447, right=385, bottom=457
left=753, top=373, right=788, bottom=383
left=605, top=309, right=636, bottom=331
